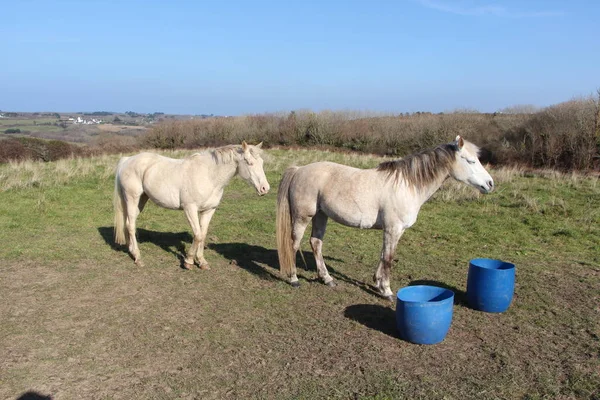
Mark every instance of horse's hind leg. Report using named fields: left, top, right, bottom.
left=138, top=193, right=149, bottom=213
left=310, top=211, right=335, bottom=287
left=290, top=216, right=311, bottom=287
left=125, top=193, right=144, bottom=266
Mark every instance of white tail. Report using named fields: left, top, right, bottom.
left=113, top=158, right=128, bottom=245
left=276, top=166, right=300, bottom=280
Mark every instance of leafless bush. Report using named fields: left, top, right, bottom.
left=3, top=93, right=598, bottom=171
left=523, top=96, right=598, bottom=170
left=0, top=137, right=84, bottom=163
left=138, top=102, right=599, bottom=171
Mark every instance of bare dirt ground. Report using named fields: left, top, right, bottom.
left=2, top=247, right=598, bottom=399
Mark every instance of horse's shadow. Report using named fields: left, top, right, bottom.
left=97, top=226, right=192, bottom=266
left=208, top=242, right=347, bottom=283
left=98, top=227, right=402, bottom=298
left=209, top=243, right=389, bottom=299
left=208, top=242, right=281, bottom=281
left=98, top=227, right=343, bottom=281
left=344, top=304, right=398, bottom=338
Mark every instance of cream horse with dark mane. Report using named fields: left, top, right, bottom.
left=276, top=136, right=494, bottom=300
left=114, top=142, right=270, bottom=269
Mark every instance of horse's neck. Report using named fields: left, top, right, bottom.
left=197, top=153, right=239, bottom=188
left=412, top=172, right=450, bottom=206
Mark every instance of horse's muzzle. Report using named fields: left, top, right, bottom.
left=479, top=180, right=494, bottom=194
left=258, top=183, right=270, bottom=196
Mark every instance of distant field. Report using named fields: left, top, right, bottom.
left=0, top=118, right=57, bottom=126
left=0, top=148, right=598, bottom=399
left=0, top=118, right=148, bottom=144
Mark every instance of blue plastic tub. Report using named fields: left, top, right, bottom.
left=466, top=258, right=515, bottom=313
left=396, top=285, right=454, bottom=345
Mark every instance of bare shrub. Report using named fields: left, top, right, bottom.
left=128, top=91, right=600, bottom=172
left=523, top=97, right=598, bottom=170
left=89, top=134, right=140, bottom=155
left=0, top=137, right=84, bottom=163
left=0, top=139, right=35, bottom=162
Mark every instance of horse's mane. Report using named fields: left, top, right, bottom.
left=377, top=143, right=463, bottom=189
left=190, top=144, right=262, bottom=164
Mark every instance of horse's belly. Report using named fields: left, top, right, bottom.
left=324, top=205, right=378, bottom=229
left=150, top=195, right=180, bottom=210
left=145, top=187, right=181, bottom=209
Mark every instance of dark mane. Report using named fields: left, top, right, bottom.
left=376, top=143, right=457, bottom=189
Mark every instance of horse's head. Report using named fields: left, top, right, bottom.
left=238, top=141, right=270, bottom=196
left=450, top=136, right=494, bottom=194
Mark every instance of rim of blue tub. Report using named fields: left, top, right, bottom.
left=397, top=285, right=454, bottom=303
left=469, top=258, right=515, bottom=271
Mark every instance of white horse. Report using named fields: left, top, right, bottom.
left=276, top=136, right=494, bottom=300
left=114, top=142, right=270, bottom=269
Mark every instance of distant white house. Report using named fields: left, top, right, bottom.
left=73, top=116, right=103, bottom=125
left=0, top=113, right=5, bottom=118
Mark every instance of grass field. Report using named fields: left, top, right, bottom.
left=0, top=148, right=599, bottom=399
left=0, top=118, right=64, bottom=135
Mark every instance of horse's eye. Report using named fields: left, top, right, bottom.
left=467, top=159, right=476, bottom=165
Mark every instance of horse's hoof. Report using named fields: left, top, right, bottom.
left=134, top=260, right=145, bottom=267
left=199, top=263, right=211, bottom=270
left=183, top=262, right=194, bottom=270
left=385, top=295, right=395, bottom=302
left=290, top=281, right=300, bottom=288
left=326, top=280, right=337, bottom=287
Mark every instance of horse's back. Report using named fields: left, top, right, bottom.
left=291, top=162, right=384, bottom=228
left=117, top=152, right=184, bottom=195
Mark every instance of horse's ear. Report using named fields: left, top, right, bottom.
left=455, top=135, right=464, bottom=150
left=242, top=141, right=248, bottom=152
left=256, top=142, right=263, bottom=149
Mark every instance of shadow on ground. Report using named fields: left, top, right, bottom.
left=345, top=279, right=469, bottom=338
left=16, top=392, right=53, bottom=400
left=207, top=242, right=390, bottom=300
left=98, top=226, right=192, bottom=268
left=209, top=242, right=344, bottom=284
left=344, top=304, right=398, bottom=338
left=98, top=226, right=191, bottom=256
left=97, top=227, right=384, bottom=297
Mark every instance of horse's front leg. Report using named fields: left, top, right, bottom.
left=374, top=226, right=404, bottom=301
left=183, top=205, right=202, bottom=270
left=194, top=208, right=216, bottom=270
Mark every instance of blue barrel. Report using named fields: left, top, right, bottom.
left=396, top=285, right=454, bottom=345
left=467, top=258, right=515, bottom=313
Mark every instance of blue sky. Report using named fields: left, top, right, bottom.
left=1, top=0, right=598, bottom=115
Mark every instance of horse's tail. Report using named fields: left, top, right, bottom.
left=276, top=166, right=300, bottom=281
left=113, top=157, right=128, bottom=245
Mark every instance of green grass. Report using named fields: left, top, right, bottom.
left=0, top=118, right=57, bottom=126
left=0, top=150, right=599, bottom=399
